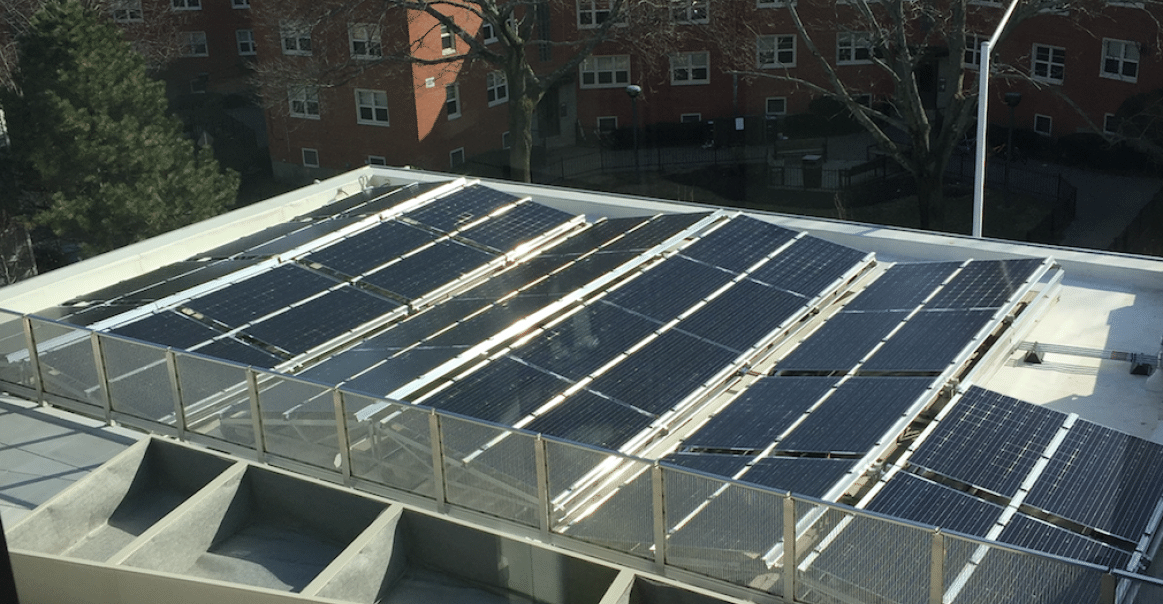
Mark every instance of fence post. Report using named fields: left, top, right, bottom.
left=22, top=316, right=44, bottom=404
left=652, top=462, right=667, bottom=572
left=534, top=435, right=551, bottom=538
left=1099, top=571, right=1117, bottom=604
left=91, top=332, right=112, bottom=423
left=429, top=410, right=448, bottom=512
left=166, top=349, right=186, bottom=440
left=783, top=495, right=797, bottom=600
left=333, top=388, right=353, bottom=483
left=245, top=368, right=266, bottom=463
left=930, top=530, right=945, bottom=604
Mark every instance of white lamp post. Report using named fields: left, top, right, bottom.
left=972, top=0, right=1023, bottom=238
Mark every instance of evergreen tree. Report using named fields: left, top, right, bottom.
left=2, top=0, right=237, bottom=255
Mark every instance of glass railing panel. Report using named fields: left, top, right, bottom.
left=174, top=352, right=254, bottom=449
left=945, top=534, right=1105, bottom=604
left=342, top=392, right=436, bottom=499
left=254, top=372, right=340, bottom=473
left=29, top=317, right=102, bottom=408
left=99, top=334, right=176, bottom=425
left=440, top=414, right=539, bottom=528
left=0, top=310, right=33, bottom=392
left=551, top=447, right=655, bottom=560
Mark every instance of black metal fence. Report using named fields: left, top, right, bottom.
left=533, top=145, right=767, bottom=184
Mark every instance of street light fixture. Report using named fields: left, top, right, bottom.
left=626, top=84, right=642, bottom=181
left=972, top=0, right=1023, bottom=239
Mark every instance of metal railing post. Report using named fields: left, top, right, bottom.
left=91, top=332, right=112, bottom=422
left=166, top=349, right=187, bottom=440
left=333, top=389, right=353, bottom=482
left=783, top=495, right=797, bottom=600
left=429, top=410, right=448, bottom=512
left=245, top=368, right=266, bottom=463
left=930, top=529, right=945, bottom=604
left=22, top=316, right=45, bottom=404
left=534, top=435, right=551, bottom=538
left=1099, top=571, right=1117, bottom=604
left=652, top=462, right=667, bottom=572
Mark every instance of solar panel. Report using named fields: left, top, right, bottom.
left=453, top=255, right=575, bottom=300
left=748, top=235, right=867, bottom=297
left=67, top=260, right=257, bottom=305
left=674, top=279, right=807, bottom=352
left=865, top=472, right=1003, bottom=537
left=907, top=387, right=1065, bottom=497
left=241, top=286, right=400, bottom=354
left=679, top=216, right=797, bottom=273
left=245, top=215, right=366, bottom=257
left=741, top=457, right=855, bottom=498
left=457, top=202, right=575, bottom=252
left=340, top=346, right=470, bottom=397
left=192, top=337, right=283, bottom=368
left=682, top=377, right=837, bottom=451
left=517, top=251, right=636, bottom=298
left=775, top=377, right=933, bottom=455
left=925, top=258, right=1044, bottom=309
left=422, top=295, right=552, bottom=348
left=668, top=487, right=782, bottom=555
left=957, top=547, right=1102, bottom=604
left=542, top=216, right=653, bottom=257
left=602, top=257, right=734, bottom=324
left=185, top=264, right=339, bottom=328
left=858, top=309, right=994, bottom=374
left=586, top=330, right=740, bottom=416
left=524, top=390, right=655, bottom=449
left=405, top=184, right=520, bottom=233
left=424, top=357, right=571, bottom=424
left=305, top=221, right=437, bottom=277
left=110, top=311, right=222, bottom=349
left=1025, top=419, right=1163, bottom=542
left=333, top=181, right=446, bottom=218
left=663, top=452, right=752, bottom=477
left=362, top=241, right=496, bottom=300
left=515, top=303, right=660, bottom=380
left=601, top=213, right=709, bottom=252
left=775, top=311, right=904, bottom=374
left=844, top=262, right=961, bottom=311
left=998, top=513, right=1133, bottom=569
left=194, top=224, right=307, bottom=259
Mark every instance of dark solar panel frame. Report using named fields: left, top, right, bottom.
left=675, top=280, right=807, bottom=352
left=741, top=457, right=855, bottom=499
left=682, top=377, right=838, bottom=451
left=858, top=309, right=995, bottom=374
left=192, top=337, right=284, bottom=368
left=185, top=264, right=340, bottom=328
left=679, top=216, right=797, bottom=274
left=424, top=357, right=571, bottom=425
left=244, top=215, right=367, bottom=257
left=775, top=311, right=904, bottom=374
left=524, top=390, right=655, bottom=450
left=775, top=377, right=934, bottom=455
left=405, top=184, right=521, bottom=233
left=110, top=311, right=223, bottom=350
left=925, top=258, right=1045, bottom=309
left=514, top=303, right=661, bottom=380
left=865, top=472, right=1004, bottom=537
left=457, top=202, right=575, bottom=252
left=305, top=221, right=437, bottom=277
left=241, top=286, right=401, bottom=354
left=748, top=235, right=868, bottom=297
left=362, top=241, right=496, bottom=300
left=601, top=256, right=734, bottom=325
left=844, top=262, right=961, bottom=311
left=601, top=213, right=709, bottom=252
left=998, top=513, right=1133, bottom=569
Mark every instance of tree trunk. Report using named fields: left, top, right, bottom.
left=915, top=170, right=944, bottom=232
left=507, top=71, right=538, bottom=183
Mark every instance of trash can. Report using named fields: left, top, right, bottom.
left=802, top=154, right=823, bottom=189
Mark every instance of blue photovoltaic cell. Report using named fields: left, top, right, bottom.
left=587, top=330, right=740, bottom=416
left=998, top=513, right=1133, bottom=569
left=602, top=257, right=734, bottom=324
left=542, top=216, right=652, bottom=258
left=748, top=235, right=868, bottom=297
left=675, top=280, right=807, bottom=352
left=682, top=377, right=837, bottom=451
left=601, top=213, right=709, bottom=252
left=72, top=259, right=257, bottom=305
left=925, top=258, right=1045, bottom=309
left=679, top=216, right=797, bottom=273
left=520, top=251, right=638, bottom=298
left=454, top=255, right=574, bottom=300
left=865, top=472, right=1003, bottom=537
left=458, top=202, right=574, bottom=252
left=195, top=224, right=306, bottom=259
left=340, top=346, right=470, bottom=397
left=844, top=262, right=961, bottom=311
left=245, top=215, right=366, bottom=257
left=241, top=286, right=400, bottom=354
left=333, top=182, right=445, bottom=218
left=423, top=357, right=570, bottom=424
left=110, top=311, right=222, bottom=349
left=404, top=184, right=520, bottom=233
left=363, top=241, right=496, bottom=300
left=185, top=264, right=338, bottom=328
left=524, top=390, right=655, bottom=450
left=741, top=457, right=855, bottom=498
left=305, top=221, right=437, bottom=277
left=908, top=387, right=1065, bottom=497
left=423, top=295, right=551, bottom=348
left=859, top=309, right=994, bottom=373
left=775, top=311, right=904, bottom=373
left=776, top=377, right=933, bottom=455
left=663, top=452, right=752, bottom=478
left=192, top=337, right=283, bottom=368
left=515, top=303, right=660, bottom=380
left=1026, top=418, right=1163, bottom=541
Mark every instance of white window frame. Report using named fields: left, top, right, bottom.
left=580, top=55, right=630, bottom=89
left=302, top=148, right=319, bottom=167
left=963, top=34, right=984, bottom=68
left=367, top=155, right=387, bottom=166
left=445, top=84, right=461, bottom=119
left=440, top=24, right=456, bottom=55
left=190, top=74, right=208, bottom=94
left=355, top=89, right=390, bottom=126
left=597, top=116, right=618, bottom=132
left=837, top=32, right=872, bottom=65
left=486, top=71, right=509, bottom=106
left=350, top=23, right=382, bottom=59
left=672, top=0, right=709, bottom=23
left=450, top=147, right=466, bottom=169
left=481, top=21, right=497, bottom=43
left=111, top=0, right=142, bottom=22
left=180, top=32, right=208, bottom=57
left=1032, top=43, right=1065, bottom=83
left=281, top=22, right=312, bottom=56
left=232, top=0, right=249, bottom=7
left=766, top=97, right=787, bottom=115
left=757, top=0, right=790, bottom=6
left=1034, top=113, right=1052, bottom=136
left=289, top=87, right=321, bottom=119
left=671, top=51, right=710, bottom=85
left=1103, top=113, right=1121, bottom=136
left=502, top=131, right=511, bottom=149
left=1101, top=39, right=1139, bottom=82
left=236, top=30, right=256, bottom=56
left=577, top=0, right=615, bottom=28
left=172, top=0, right=200, bottom=10
left=758, top=34, right=795, bottom=68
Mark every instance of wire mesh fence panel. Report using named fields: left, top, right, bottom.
left=255, top=373, right=341, bottom=473
left=554, top=458, right=656, bottom=559
left=545, top=438, right=618, bottom=525
left=174, top=352, right=255, bottom=449
left=98, top=335, right=176, bottom=426
left=1114, top=569, right=1163, bottom=604
left=946, top=539, right=1106, bottom=604
left=343, top=392, right=436, bottom=499
left=441, top=414, right=540, bottom=527
left=944, top=533, right=985, bottom=601
left=794, top=501, right=932, bottom=604
left=0, top=310, right=34, bottom=392
left=29, top=317, right=102, bottom=408
left=665, top=472, right=785, bottom=593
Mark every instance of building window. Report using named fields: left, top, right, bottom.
left=445, top=84, right=461, bottom=119
left=963, top=34, right=984, bottom=68
left=671, top=51, right=710, bottom=85
left=1032, top=43, right=1065, bottom=83
left=580, top=55, right=630, bottom=88
left=190, top=74, right=208, bottom=94
left=578, top=0, right=615, bottom=28
left=289, top=87, right=320, bottom=119
left=837, top=32, right=872, bottom=64
left=1104, top=113, right=1121, bottom=135
left=481, top=21, right=497, bottom=43
left=597, top=117, right=618, bottom=133
left=111, top=0, right=142, bottom=22
left=450, top=147, right=466, bottom=169
left=180, top=32, right=208, bottom=57
left=172, top=0, right=200, bottom=10
left=502, top=131, right=511, bottom=149
left=766, top=97, right=787, bottom=115
left=681, top=113, right=701, bottom=123
left=672, top=0, right=708, bottom=23
left=440, top=24, right=456, bottom=54
left=282, top=22, right=312, bottom=55
left=486, top=71, right=508, bottom=106
left=350, top=24, right=382, bottom=58
left=1101, top=39, right=1139, bottom=82
left=302, top=148, right=319, bottom=167
left=367, top=155, right=387, bottom=166
left=758, top=34, right=795, bottom=68
left=757, top=0, right=789, bottom=6
left=1034, top=114, right=1052, bottom=136
left=355, top=89, right=389, bottom=125
left=232, top=0, right=249, bottom=7
left=236, top=30, right=256, bottom=56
